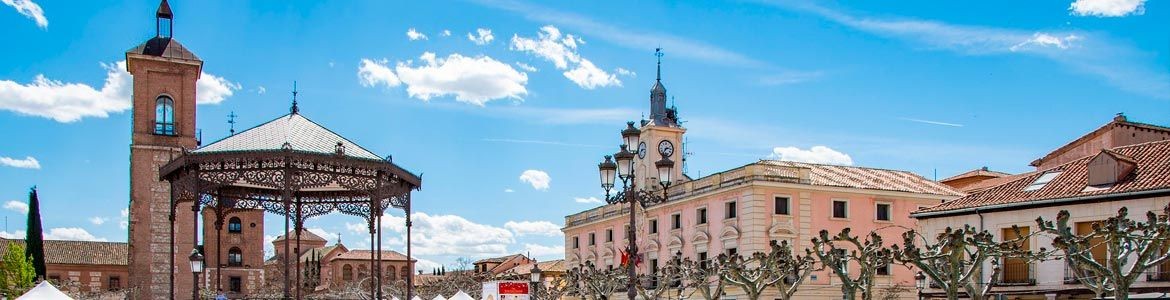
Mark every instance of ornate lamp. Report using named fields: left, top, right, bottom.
left=190, top=249, right=204, bottom=300
left=599, top=155, right=617, bottom=194
left=530, top=263, right=542, bottom=284
left=621, top=122, right=641, bottom=152
left=614, top=145, right=635, bottom=180
left=655, top=158, right=674, bottom=186
left=915, top=271, right=926, bottom=300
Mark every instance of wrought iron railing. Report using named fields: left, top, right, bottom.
left=1147, top=263, right=1170, bottom=282
left=1000, top=259, right=1035, bottom=285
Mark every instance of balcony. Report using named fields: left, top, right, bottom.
left=1147, top=264, right=1170, bottom=282
left=1000, top=259, right=1036, bottom=286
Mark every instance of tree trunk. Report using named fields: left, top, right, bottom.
left=1114, top=283, right=1129, bottom=300
left=946, top=288, right=959, bottom=300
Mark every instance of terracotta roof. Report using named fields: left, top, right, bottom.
left=125, top=37, right=200, bottom=61
left=502, top=259, right=566, bottom=276
left=332, top=250, right=412, bottom=261
left=758, top=160, right=963, bottom=196
left=915, top=140, right=1170, bottom=217
left=475, top=254, right=523, bottom=264
left=299, top=245, right=343, bottom=262
left=1030, top=116, right=1170, bottom=167
left=272, top=228, right=327, bottom=243
left=195, top=113, right=384, bottom=161
left=940, top=167, right=1012, bottom=183
left=0, top=238, right=128, bottom=266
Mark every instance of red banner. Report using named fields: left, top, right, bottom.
left=498, top=282, right=529, bottom=295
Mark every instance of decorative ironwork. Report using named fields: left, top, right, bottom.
left=160, top=147, right=421, bottom=300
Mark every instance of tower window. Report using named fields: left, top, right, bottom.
left=154, top=96, right=175, bottom=135
left=228, top=247, right=243, bottom=267
left=228, top=217, right=242, bottom=233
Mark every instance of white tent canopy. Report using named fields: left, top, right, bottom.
left=432, top=295, right=448, bottom=300
left=17, top=281, right=74, bottom=300
left=411, top=296, right=424, bottom=300
left=449, top=291, right=474, bottom=300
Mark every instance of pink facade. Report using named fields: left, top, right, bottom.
left=564, top=161, right=960, bottom=299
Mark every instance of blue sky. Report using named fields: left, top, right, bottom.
left=0, top=0, right=1167, bottom=271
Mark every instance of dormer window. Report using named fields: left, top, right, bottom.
left=1024, top=171, right=1061, bottom=191
left=1087, top=149, right=1137, bottom=187
left=154, top=96, right=175, bottom=135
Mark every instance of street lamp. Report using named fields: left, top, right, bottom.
left=596, top=121, right=675, bottom=300
left=915, top=271, right=926, bottom=300
left=189, top=249, right=204, bottom=300
left=530, top=262, right=543, bottom=299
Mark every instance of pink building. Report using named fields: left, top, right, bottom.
left=562, top=60, right=962, bottom=299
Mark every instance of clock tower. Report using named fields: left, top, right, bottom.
left=126, top=1, right=203, bottom=299
left=635, top=49, right=686, bottom=190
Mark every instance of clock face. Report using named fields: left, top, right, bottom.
left=658, top=140, right=674, bottom=158
left=637, top=142, right=647, bottom=159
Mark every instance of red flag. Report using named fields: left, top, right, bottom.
left=620, top=250, right=629, bottom=266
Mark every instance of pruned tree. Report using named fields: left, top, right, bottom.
left=569, top=261, right=625, bottom=300
left=635, top=254, right=684, bottom=299
left=721, top=240, right=816, bottom=300
left=677, top=256, right=724, bottom=300
left=809, top=228, right=893, bottom=300
left=891, top=225, right=1044, bottom=300
left=532, top=273, right=577, bottom=300
left=1037, top=205, right=1170, bottom=300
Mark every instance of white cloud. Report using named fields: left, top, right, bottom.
left=413, top=257, right=443, bottom=274
left=441, top=30, right=452, bottom=37
left=519, top=169, right=550, bottom=191
left=406, top=28, right=428, bottom=41
left=0, top=61, right=239, bottom=123
left=2, top=0, right=47, bottom=29
left=3, top=201, right=28, bottom=214
left=0, top=156, right=39, bottom=169
left=1010, top=33, right=1082, bottom=52
left=476, top=0, right=759, bottom=66
left=770, top=146, right=853, bottom=165
left=615, top=68, right=635, bottom=77
left=88, top=217, right=107, bottom=225
left=468, top=28, right=495, bottom=45
left=358, top=58, right=401, bottom=88
left=256, top=86, right=267, bottom=94
left=767, top=1, right=1170, bottom=99
left=574, top=197, right=603, bottom=204
left=263, top=234, right=277, bottom=258
left=511, top=26, right=621, bottom=89
left=503, top=221, right=562, bottom=237
left=392, top=52, right=529, bottom=105
left=1070, top=0, right=1146, bottom=17
left=307, top=227, right=334, bottom=242
left=44, top=227, right=106, bottom=242
left=119, top=208, right=129, bottom=229
left=377, top=212, right=515, bottom=257
left=0, top=230, right=25, bottom=239
left=503, top=188, right=515, bottom=193
left=514, top=62, right=538, bottom=72
left=759, top=71, right=824, bottom=86
left=522, top=243, right=565, bottom=258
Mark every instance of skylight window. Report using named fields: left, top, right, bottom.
left=1024, top=171, right=1061, bottom=191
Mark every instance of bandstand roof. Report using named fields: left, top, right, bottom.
left=195, top=113, right=383, bottom=161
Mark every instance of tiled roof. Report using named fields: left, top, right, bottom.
left=502, top=259, right=566, bottom=276
left=299, top=245, right=342, bottom=262
left=125, top=37, right=200, bottom=61
left=0, top=238, right=128, bottom=266
left=1030, top=116, right=1170, bottom=167
left=332, top=250, right=411, bottom=261
left=940, top=167, right=1012, bottom=183
left=195, top=113, right=383, bottom=161
left=272, top=228, right=328, bottom=243
left=475, top=254, right=522, bottom=264
left=916, top=140, right=1170, bottom=216
left=758, top=160, right=964, bottom=196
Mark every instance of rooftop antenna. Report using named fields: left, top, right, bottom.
left=290, top=81, right=300, bottom=114
left=227, top=111, right=238, bottom=136
left=682, top=137, right=693, bottom=176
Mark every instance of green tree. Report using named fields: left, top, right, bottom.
left=0, top=243, right=37, bottom=297
left=25, top=187, right=46, bottom=279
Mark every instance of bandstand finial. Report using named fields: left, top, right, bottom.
left=291, top=81, right=299, bottom=114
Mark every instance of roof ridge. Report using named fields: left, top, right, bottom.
left=760, top=159, right=922, bottom=175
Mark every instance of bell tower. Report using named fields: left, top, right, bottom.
left=637, top=49, right=686, bottom=189
left=126, top=0, right=203, bottom=299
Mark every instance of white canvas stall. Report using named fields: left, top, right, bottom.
left=448, top=291, right=474, bottom=300
left=17, top=281, right=75, bottom=300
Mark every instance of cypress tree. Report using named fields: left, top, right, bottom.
left=24, top=187, right=46, bottom=280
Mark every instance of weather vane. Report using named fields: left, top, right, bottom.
left=227, top=111, right=238, bottom=135
left=291, top=81, right=299, bottom=114
left=655, top=48, right=664, bottom=80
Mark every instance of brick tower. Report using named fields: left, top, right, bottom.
left=126, top=0, right=203, bottom=299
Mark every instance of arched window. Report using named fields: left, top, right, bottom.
left=342, top=265, right=353, bottom=281
left=227, top=217, right=242, bottom=233
left=227, top=247, right=242, bottom=267
left=387, top=266, right=397, bottom=281
left=154, top=96, right=175, bottom=135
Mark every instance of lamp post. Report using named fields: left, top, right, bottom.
left=597, top=121, right=675, bottom=300
left=915, top=271, right=926, bottom=300
left=530, top=261, right=543, bottom=299
left=190, top=249, right=204, bottom=300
